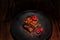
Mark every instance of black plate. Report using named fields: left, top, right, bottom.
left=10, top=10, right=52, bottom=40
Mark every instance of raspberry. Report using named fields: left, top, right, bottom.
left=36, top=29, right=40, bottom=34
left=32, top=16, right=37, bottom=21
left=39, top=27, right=44, bottom=32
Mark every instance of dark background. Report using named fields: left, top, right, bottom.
left=0, top=0, right=60, bottom=40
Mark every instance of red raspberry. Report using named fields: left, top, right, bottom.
left=36, top=29, right=40, bottom=34
left=32, top=16, right=37, bottom=21
left=39, top=27, right=44, bottom=32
